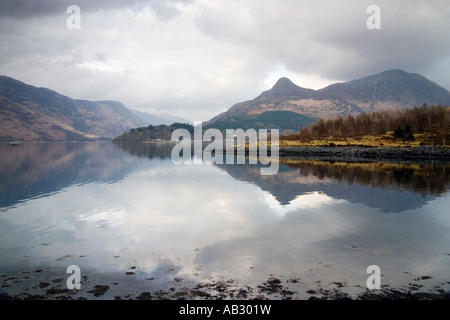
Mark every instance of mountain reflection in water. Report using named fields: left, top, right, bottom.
left=216, top=160, right=449, bottom=212
left=0, top=142, right=449, bottom=299
left=2, top=143, right=448, bottom=214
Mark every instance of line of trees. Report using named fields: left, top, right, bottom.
left=113, top=122, right=194, bottom=142
left=281, top=104, right=449, bottom=144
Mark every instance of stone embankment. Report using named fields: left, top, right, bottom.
left=278, top=146, right=450, bottom=164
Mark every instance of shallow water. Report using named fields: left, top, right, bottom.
left=0, top=142, right=449, bottom=299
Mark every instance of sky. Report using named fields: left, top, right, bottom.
left=0, top=0, right=449, bottom=122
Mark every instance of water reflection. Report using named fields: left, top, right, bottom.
left=114, top=142, right=176, bottom=159
left=0, top=143, right=449, bottom=299
left=116, top=142, right=450, bottom=202
left=284, top=160, right=449, bottom=196
left=3, top=143, right=447, bottom=213
left=217, top=161, right=450, bottom=212
left=0, top=143, right=143, bottom=208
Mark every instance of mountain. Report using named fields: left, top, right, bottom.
left=205, top=69, right=450, bottom=130
left=130, top=109, right=191, bottom=126
left=319, top=69, right=450, bottom=105
left=0, top=76, right=147, bottom=142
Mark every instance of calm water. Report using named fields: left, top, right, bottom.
left=0, top=142, right=449, bottom=299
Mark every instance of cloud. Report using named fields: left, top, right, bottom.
left=0, top=0, right=448, bottom=122
left=194, top=0, right=450, bottom=83
left=0, top=0, right=190, bottom=20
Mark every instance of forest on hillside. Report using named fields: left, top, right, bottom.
left=281, top=104, right=449, bottom=145
left=113, top=122, right=194, bottom=142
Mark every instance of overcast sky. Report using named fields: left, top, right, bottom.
left=0, top=0, right=449, bottom=122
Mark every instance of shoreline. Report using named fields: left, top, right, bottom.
left=1, top=268, right=449, bottom=300
left=222, top=145, right=450, bottom=165
left=279, top=145, right=450, bottom=158
left=276, top=145, right=450, bottom=165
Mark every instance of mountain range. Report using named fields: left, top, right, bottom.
left=0, top=76, right=189, bottom=142
left=1, top=69, right=449, bottom=142
left=130, top=109, right=191, bottom=126
left=205, top=69, right=450, bottom=131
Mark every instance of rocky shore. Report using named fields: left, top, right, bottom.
left=1, top=269, right=449, bottom=300
left=278, top=146, right=450, bottom=164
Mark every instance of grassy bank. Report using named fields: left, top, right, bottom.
left=280, top=131, right=449, bottom=148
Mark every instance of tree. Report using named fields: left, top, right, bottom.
left=406, top=131, right=415, bottom=141
left=393, top=125, right=405, bottom=138
left=280, top=104, right=449, bottom=143
left=404, top=124, right=412, bottom=135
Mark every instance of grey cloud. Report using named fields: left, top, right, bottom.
left=95, top=52, right=108, bottom=62
left=194, top=0, right=450, bottom=88
left=0, top=0, right=58, bottom=19
left=0, top=0, right=191, bottom=20
left=0, top=0, right=448, bottom=122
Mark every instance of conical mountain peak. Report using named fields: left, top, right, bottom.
left=206, top=69, right=450, bottom=126
left=263, top=77, right=315, bottom=99
left=273, top=77, right=295, bottom=88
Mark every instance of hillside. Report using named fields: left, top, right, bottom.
left=280, top=104, right=450, bottom=147
left=205, top=69, right=450, bottom=130
left=113, top=123, right=194, bottom=143
left=130, top=109, right=192, bottom=126
left=0, top=76, right=147, bottom=142
left=320, top=70, right=450, bottom=106
left=204, top=110, right=315, bottom=132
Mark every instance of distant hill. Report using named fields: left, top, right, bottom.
left=319, top=69, right=450, bottom=106
left=113, top=123, right=194, bottom=143
left=0, top=76, right=147, bottom=142
left=130, top=109, right=192, bottom=126
left=205, top=69, right=450, bottom=130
